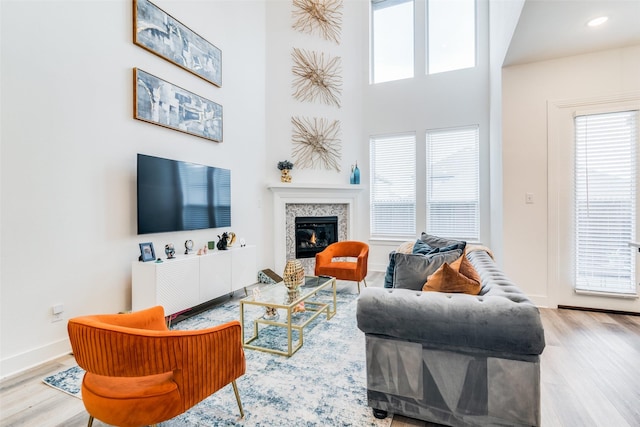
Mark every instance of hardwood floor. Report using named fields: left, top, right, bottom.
left=1, top=276, right=639, bottom=426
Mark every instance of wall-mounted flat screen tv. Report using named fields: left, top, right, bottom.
left=137, top=154, right=231, bottom=234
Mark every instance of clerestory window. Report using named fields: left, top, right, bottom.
left=371, top=0, right=414, bottom=84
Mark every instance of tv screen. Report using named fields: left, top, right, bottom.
left=137, top=154, right=231, bottom=234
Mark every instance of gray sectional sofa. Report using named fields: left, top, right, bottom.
left=357, top=248, right=546, bottom=426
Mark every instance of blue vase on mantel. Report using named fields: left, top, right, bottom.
left=350, top=162, right=360, bottom=185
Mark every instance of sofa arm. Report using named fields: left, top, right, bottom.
left=356, top=287, right=545, bottom=356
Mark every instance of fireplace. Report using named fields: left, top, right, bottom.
left=295, top=216, right=338, bottom=259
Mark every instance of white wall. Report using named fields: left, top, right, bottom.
left=262, top=0, right=368, bottom=267
left=0, top=0, right=267, bottom=378
left=502, top=45, right=640, bottom=308
left=487, top=0, right=525, bottom=266
left=365, top=0, right=491, bottom=271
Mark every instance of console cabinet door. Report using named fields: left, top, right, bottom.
left=200, top=251, right=232, bottom=301
left=133, top=257, right=200, bottom=315
left=231, top=245, right=257, bottom=291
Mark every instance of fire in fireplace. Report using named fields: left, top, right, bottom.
left=295, top=216, right=338, bottom=259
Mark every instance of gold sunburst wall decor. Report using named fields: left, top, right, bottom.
left=291, top=48, right=342, bottom=108
left=292, top=0, right=343, bottom=44
left=291, top=116, right=342, bottom=172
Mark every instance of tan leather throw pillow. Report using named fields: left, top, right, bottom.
left=423, top=253, right=481, bottom=295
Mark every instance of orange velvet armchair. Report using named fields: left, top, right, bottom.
left=67, top=305, right=245, bottom=427
left=314, top=241, right=369, bottom=292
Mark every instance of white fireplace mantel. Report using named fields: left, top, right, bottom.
left=268, top=183, right=364, bottom=273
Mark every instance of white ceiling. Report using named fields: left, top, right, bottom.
left=504, top=0, right=640, bottom=66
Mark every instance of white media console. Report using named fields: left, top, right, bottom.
left=132, top=245, right=257, bottom=316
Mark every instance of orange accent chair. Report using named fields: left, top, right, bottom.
left=67, top=305, right=245, bottom=427
left=315, top=241, right=369, bottom=292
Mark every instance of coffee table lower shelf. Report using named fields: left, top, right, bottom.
left=239, top=276, right=336, bottom=357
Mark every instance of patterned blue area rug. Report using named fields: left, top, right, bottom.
left=43, top=290, right=391, bottom=427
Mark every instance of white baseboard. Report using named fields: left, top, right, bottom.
left=528, top=294, right=551, bottom=309
left=0, top=338, right=71, bottom=380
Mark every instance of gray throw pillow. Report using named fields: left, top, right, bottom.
left=392, top=249, right=463, bottom=290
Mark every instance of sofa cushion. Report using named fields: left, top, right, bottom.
left=392, top=249, right=463, bottom=291
left=423, top=254, right=481, bottom=295
left=397, top=241, right=415, bottom=254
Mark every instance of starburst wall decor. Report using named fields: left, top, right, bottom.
left=291, top=116, right=342, bottom=172
left=291, top=48, right=342, bottom=108
left=292, top=0, right=343, bottom=44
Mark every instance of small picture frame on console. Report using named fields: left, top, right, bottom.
left=139, top=242, right=156, bottom=262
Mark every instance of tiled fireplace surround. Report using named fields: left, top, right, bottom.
left=269, top=184, right=363, bottom=275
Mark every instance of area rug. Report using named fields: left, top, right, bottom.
left=43, top=290, right=391, bottom=427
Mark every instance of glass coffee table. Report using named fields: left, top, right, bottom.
left=240, top=275, right=337, bottom=357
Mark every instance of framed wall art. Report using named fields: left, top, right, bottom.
left=133, top=0, right=222, bottom=87
left=134, top=68, right=223, bottom=142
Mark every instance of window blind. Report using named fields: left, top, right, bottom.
left=370, top=134, right=416, bottom=237
left=574, top=110, right=638, bottom=295
left=426, top=126, right=479, bottom=240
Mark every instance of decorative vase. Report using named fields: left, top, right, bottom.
left=280, top=169, right=292, bottom=183
left=350, top=165, right=355, bottom=184
left=353, top=162, right=360, bottom=185
left=283, top=259, right=304, bottom=302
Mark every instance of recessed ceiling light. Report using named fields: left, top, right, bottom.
left=587, top=16, right=608, bottom=27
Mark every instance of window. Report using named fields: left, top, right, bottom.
left=427, top=0, right=476, bottom=75
left=426, top=126, right=479, bottom=240
left=574, top=110, right=638, bottom=295
left=371, top=0, right=414, bottom=84
left=370, top=134, right=416, bottom=237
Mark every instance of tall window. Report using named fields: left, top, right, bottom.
left=426, top=126, right=479, bottom=240
left=427, top=0, right=476, bottom=75
left=370, top=134, right=416, bottom=237
left=574, top=111, right=638, bottom=295
left=371, top=0, right=414, bottom=84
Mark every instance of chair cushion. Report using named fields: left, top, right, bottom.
left=82, top=372, right=182, bottom=427
left=316, top=261, right=362, bottom=282
left=83, top=371, right=178, bottom=398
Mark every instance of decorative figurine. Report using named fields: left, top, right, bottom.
left=164, top=243, right=175, bottom=259
left=184, top=239, right=194, bottom=254
left=217, top=232, right=229, bottom=250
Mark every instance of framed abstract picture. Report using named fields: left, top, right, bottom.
left=134, top=68, right=223, bottom=142
left=133, top=0, right=222, bottom=87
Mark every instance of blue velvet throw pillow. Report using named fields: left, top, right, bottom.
left=413, top=232, right=466, bottom=255
left=392, top=249, right=463, bottom=291
left=383, top=251, right=396, bottom=288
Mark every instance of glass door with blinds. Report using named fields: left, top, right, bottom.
left=574, top=111, right=638, bottom=296
left=551, top=100, right=640, bottom=311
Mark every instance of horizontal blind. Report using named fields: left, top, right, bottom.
left=574, top=110, right=637, bottom=294
left=426, top=126, right=479, bottom=240
left=370, top=134, right=416, bottom=237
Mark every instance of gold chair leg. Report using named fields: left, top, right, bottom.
left=363, top=278, right=367, bottom=288
left=357, top=281, right=361, bottom=293
left=87, top=415, right=94, bottom=427
left=232, top=380, right=244, bottom=419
